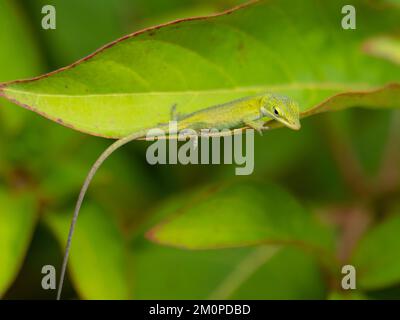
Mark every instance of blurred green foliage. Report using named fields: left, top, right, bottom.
left=0, top=0, right=400, bottom=300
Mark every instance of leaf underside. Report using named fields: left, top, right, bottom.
left=0, top=0, right=399, bottom=138
left=0, top=190, right=37, bottom=297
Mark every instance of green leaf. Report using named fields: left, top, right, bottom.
left=146, top=180, right=335, bottom=256
left=45, top=195, right=327, bottom=300
left=0, top=0, right=399, bottom=138
left=46, top=199, right=325, bottom=299
left=0, top=189, right=37, bottom=297
left=45, top=203, right=130, bottom=299
left=0, top=0, right=42, bottom=134
left=351, top=214, right=400, bottom=290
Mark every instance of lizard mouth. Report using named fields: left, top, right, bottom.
left=267, top=118, right=301, bottom=130
left=261, top=108, right=301, bottom=130
left=285, top=120, right=301, bottom=130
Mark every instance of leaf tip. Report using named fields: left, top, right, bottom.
left=145, top=225, right=195, bottom=250
left=144, top=226, right=161, bottom=243
left=0, top=83, right=6, bottom=97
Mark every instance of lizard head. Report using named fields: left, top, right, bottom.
left=260, top=95, right=301, bottom=130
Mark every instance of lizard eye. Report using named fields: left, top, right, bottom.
left=273, top=108, right=280, bottom=116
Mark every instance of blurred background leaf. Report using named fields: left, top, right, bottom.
left=0, top=189, right=37, bottom=296
left=0, top=0, right=42, bottom=134
left=45, top=203, right=130, bottom=299
left=351, top=213, right=400, bottom=290
left=147, top=180, right=335, bottom=256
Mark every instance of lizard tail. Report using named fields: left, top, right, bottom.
left=56, top=130, right=146, bottom=300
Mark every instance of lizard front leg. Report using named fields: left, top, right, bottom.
left=244, top=119, right=267, bottom=135
left=170, top=104, right=182, bottom=122
left=171, top=104, right=200, bottom=148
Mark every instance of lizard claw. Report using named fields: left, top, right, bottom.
left=170, top=104, right=179, bottom=121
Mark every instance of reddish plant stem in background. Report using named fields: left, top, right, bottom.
left=377, top=110, right=400, bottom=195
left=317, top=116, right=373, bottom=280
left=5, top=167, right=37, bottom=193
left=326, top=205, right=372, bottom=263
left=319, top=116, right=372, bottom=198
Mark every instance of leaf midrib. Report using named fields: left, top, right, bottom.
left=4, top=82, right=373, bottom=98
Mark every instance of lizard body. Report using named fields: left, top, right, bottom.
left=174, top=93, right=301, bottom=132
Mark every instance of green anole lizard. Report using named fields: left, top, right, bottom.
left=56, top=93, right=301, bottom=299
